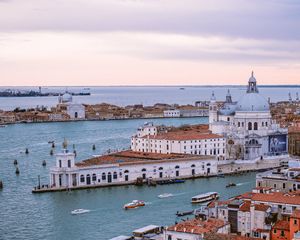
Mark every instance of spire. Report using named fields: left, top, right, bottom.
left=289, top=92, right=292, bottom=103
left=210, top=91, right=216, bottom=102
left=247, top=71, right=258, bottom=93
left=226, top=89, right=232, bottom=103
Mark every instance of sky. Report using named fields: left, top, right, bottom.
left=0, top=0, right=299, bottom=86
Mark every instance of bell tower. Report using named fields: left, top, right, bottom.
left=55, top=139, right=75, bottom=169
left=209, top=91, right=218, bottom=130
left=247, top=71, right=259, bottom=93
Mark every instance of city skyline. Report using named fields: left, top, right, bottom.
left=0, top=0, right=300, bottom=86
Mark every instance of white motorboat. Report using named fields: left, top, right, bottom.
left=158, top=193, right=173, bottom=198
left=123, top=200, right=145, bottom=210
left=71, top=209, right=91, bottom=215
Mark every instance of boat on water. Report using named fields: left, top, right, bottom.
left=123, top=200, right=145, bottom=210
left=226, top=182, right=237, bottom=188
left=0, top=125, right=7, bottom=128
left=158, top=193, right=173, bottom=198
left=191, top=192, right=219, bottom=204
left=71, top=209, right=90, bottom=215
left=176, top=210, right=194, bottom=217
left=156, top=179, right=185, bottom=185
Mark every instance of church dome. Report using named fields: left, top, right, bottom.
left=61, top=92, right=72, bottom=103
left=236, top=72, right=269, bottom=112
left=236, top=93, right=269, bottom=112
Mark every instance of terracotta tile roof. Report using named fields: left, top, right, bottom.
left=204, top=233, right=260, bottom=240
left=272, top=220, right=290, bottom=231
left=292, top=209, right=300, bottom=219
left=167, top=218, right=228, bottom=235
left=75, top=150, right=214, bottom=167
left=144, top=132, right=223, bottom=141
left=208, top=200, right=233, bottom=208
left=234, top=192, right=256, bottom=200
left=239, top=201, right=251, bottom=212
left=252, top=192, right=300, bottom=205
left=254, top=204, right=270, bottom=212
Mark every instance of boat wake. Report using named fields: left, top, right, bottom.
left=71, top=209, right=91, bottom=215
left=236, top=181, right=251, bottom=186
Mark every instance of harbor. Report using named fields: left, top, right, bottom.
left=0, top=117, right=255, bottom=239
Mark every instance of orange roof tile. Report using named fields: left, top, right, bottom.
left=252, top=192, right=300, bottom=205
left=254, top=204, right=270, bottom=212
left=167, top=218, right=228, bottom=235
left=239, top=201, right=251, bottom=212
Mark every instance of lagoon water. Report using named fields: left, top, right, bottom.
left=0, top=117, right=257, bottom=240
left=0, top=85, right=299, bottom=110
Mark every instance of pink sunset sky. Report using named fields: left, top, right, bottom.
left=0, top=0, right=299, bottom=86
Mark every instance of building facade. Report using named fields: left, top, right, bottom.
left=131, top=123, right=226, bottom=158
left=209, top=72, right=288, bottom=160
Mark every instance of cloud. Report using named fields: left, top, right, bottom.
left=0, top=0, right=299, bottom=40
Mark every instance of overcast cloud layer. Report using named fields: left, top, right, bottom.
left=0, top=0, right=299, bottom=86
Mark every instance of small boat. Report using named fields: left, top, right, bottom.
left=158, top=193, right=173, bottom=198
left=71, top=209, right=90, bottom=215
left=156, top=179, right=185, bottom=185
left=179, top=87, right=185, bottom=90
left=226, top=183, right=236, bottom=188
left=48, top=141, right=54, bottom=144
left=191, top=192, right=219, bottom=204
left=123, top=200, right=145, bottom=210
left=0, top=125, right=7, bottom=128
left=176, top=210, right=194, bottom=217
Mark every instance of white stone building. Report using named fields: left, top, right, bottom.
left=209, top=72, right=288, bottom=160
left=131, top=122, right=226, bottom=159
left=163, top=109, right=180, bottom=117
left=57, top=92, right=85, bottom=119
left=48, top=147, right=218, bottom=190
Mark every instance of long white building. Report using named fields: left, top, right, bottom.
left=131, top=123, right=226, bottom=159
left=45, top=147, right=218, bottom=191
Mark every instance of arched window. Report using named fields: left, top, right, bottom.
left=191, top=164, right=195, bottom=168
left=141, top=168, right=147, bottom=172
left=158, top=167, right=163, bottom=170
left=207, top=163, right=211, bottom=166
left=248, top=122, right=252, bottom=130
left=124, top=170, right=129, bottom=174
left=92, top=173, right=97, bottom=181
left=113, top=172, right=118, bottom=179
left=59, top=160, right=62, bottom=168
left=86, top=174, right=91, bottom=185
left=102, top=173, right=106, bottom=180
left=262, top=122, right=264, bottom=127
left=175, top=165, right=180, bottom=169
left=80, top=175, right=85, bottom=182
left=238, top=122, right=240, bottom=127
left=68, top=160, right=71, bottom=168
left=254, top=122, right=258, bottom=130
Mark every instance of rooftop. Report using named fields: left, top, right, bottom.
left=252, top=192, right=300, bottom=205
left=167, top=218, right=228, bottom=235
left=76, top=150, right=214, bottom=167
left=139, top=124, right=223, bottom=141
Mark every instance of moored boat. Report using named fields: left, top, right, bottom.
left=191, top=192, right=219, bottom=204
left=71, top=209, right=90, bottom=215
left=123, top=200, right=145, bottom=210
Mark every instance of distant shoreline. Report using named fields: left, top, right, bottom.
left=0, top=85, right=300, bottom=89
